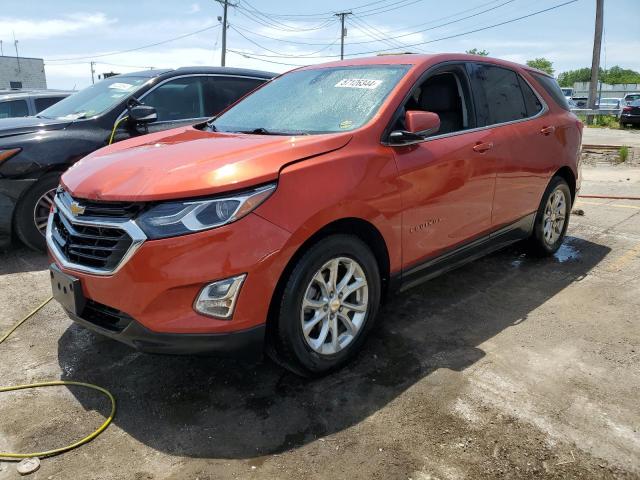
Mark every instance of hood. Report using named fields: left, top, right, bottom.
left=0, top=116, right=72, bottom=139
left=61, top=126, right=353, bottom=201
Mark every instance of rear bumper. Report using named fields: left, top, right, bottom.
left=65, top=307, right=266, bottom=358
left=620, top=115, right=640, bottom=124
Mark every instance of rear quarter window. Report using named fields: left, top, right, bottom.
left=531, top=73, right=570, bottom=111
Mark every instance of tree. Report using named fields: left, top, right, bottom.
left=526, top=58, right=554, bottom=76
left=557, top=66, right=640, bottom=87
left=558, top=68, right=592, bottom=87
left=465, top=48, right=489, bottom=56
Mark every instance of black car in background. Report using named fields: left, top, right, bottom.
left=0, top=67, right=275, bottom=251
left=620, top=99, right=640, bottom=127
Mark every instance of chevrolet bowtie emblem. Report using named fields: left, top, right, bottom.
left=69, top=201, right=86, bottom=216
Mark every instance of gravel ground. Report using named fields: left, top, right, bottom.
left=0, top=165, right=639, bottom=480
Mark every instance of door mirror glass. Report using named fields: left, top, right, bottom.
left=405, top=110, right=440, bottom=135
left=128, top=104, right=157, bottom=124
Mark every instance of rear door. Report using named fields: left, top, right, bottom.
left=202, top=76, right=265, bottom=117
left=466, top=62, right=550, bottom=228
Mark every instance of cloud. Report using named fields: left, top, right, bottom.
left=189, top=3, right=201, bottom=14
left=0, top=13, right=115, bottom=41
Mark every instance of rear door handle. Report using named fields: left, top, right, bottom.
left=540, top=125, right=556, bottom=136
left=473, top=142, right=493, bottom=153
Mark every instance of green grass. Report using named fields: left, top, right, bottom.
left=576, top=113, right=621, bottom=129
left=619, top=146, right=629, bottom=163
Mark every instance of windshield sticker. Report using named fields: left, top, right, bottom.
left=334, top=78, right=382, bottom=89
left=339, top=120, right=354, bottom=129
left=108, top=82, right=135, bottom=91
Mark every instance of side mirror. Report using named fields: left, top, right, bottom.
left=389, top=110, right=440, bottom=145
left=128, top=104, right=157, bottom=124
left=405, top=110, right=440, bottom=135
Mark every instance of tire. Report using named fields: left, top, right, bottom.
left=14, top=172, right=61, bottom=252
left=268, top=234, right=381, bottom=376
left=528, top=176, right=571, bottom=256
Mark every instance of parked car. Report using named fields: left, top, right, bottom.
left=561, top=87, right=573, bottom=99
left=0, top=67, right=275, bottom=251
left=622, top=93, right=640, bottom=105
left=48, top=54, right=582, bottom=376
left=620, top=99, right=640, bottom=127
left=0, top=89, right=73, bottom=119
left=597, top=97, right=622, bottom=118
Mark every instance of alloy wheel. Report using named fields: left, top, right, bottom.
left=300, top=257, right=369, bottom=355
left=543, top=188, right=567, bottom=245
left=33, top=188, right=56, bottom=236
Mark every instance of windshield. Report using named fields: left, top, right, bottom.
left=212, top=65, right=410, bottom=135
left=626, top=94, right=640, bottom=103
left=39, top=76, right=148, bottom=120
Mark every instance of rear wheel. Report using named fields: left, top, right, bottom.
left=528, top=176, right=571, bottom=256
left=269, top=234, right=381, bottom=376
left=14, top=172, right=60, bottom=252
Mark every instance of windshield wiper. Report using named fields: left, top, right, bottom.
left=237, top=127, right=309, bottom=136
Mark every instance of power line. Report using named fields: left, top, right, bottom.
left=229, top=24, right=339, bottom=57
left=229, top=49, right=307, bottom=66
left=235, top=0, right=578, bottom=59
left=47, top=24, right=220, bottom=62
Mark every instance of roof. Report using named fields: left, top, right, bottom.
left=0, top=89, right=74, bottom=100
left=117, top=66, right=276, bottom=79
left=297, top=53, right=548, bottom=76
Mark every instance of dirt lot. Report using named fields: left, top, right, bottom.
left=1, top=165, right=639, bottom=480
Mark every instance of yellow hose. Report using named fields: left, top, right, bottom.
left=0, top=296, right=116, bottom=460
left=108, top=115, right=129, bottom=145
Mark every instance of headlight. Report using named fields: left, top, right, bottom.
left=136, top=183, right=276, bottom=239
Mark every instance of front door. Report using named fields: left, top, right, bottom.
left=391, top=65, right=497, bottom=274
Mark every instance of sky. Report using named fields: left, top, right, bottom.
left=0, top=0, right=638, bottom=90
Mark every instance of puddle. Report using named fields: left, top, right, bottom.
left=554, top=241, right=581, bottom=263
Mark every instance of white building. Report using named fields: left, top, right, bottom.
left=0, top=55, right=47, bottom=90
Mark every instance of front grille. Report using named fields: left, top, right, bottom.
left=58, top=189, right=144, bottom=218
left=50, top=190, right=145, bottom=272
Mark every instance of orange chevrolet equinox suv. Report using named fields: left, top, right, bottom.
left=48, top=54, right=582, bottom=376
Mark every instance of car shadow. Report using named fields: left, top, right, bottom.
left=57, top=236, right=610, bottom=459
left=0, top=245, right=49, bottom=275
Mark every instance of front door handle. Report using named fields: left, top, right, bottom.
left=473, top=142, right=493, bottom=153
left=540, top=125, right=556, bottom=136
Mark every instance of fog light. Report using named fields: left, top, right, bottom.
left=194, top=274, right=246, bottom=319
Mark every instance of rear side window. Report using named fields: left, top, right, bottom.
left=466, top=63, right=528, bottom=126
left=203, top=76, right=265, bottom=116
left=518, top=77, right=543, bottom=117
left=531, top=73, right=570, bottom=111
left=34, top=96, right=64, bottom=112
left=0, top=99, right=29, bottom=118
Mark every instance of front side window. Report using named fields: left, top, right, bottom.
left=467, top=63, right=528, bottom=126
left=0, top=99, right=29, bottom=118
left=142, top=76, right=206, bottom=121
left=213, top=65, right=410, bottom=134
left=39, top=76, right=148, bottom=120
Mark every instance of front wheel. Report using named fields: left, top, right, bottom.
left=14, top=172, right=60, bottom=252
left=269, top=234, right=381, bottom=376
left=528, top=176, right=571, bottom=256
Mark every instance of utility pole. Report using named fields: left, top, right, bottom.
left=216, top=0, right=236, bottom=67
left=0, top=40, right=3, bottom=56
left=13, top=31, right=20, bottom=71
left=335, top=11, right=352, bottom=60
left=90, top=61, right=96, bottom=84
left=587, top=0, right=604, bottom=124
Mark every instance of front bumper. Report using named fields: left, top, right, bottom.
left=0, top=178, right=37, bottom=249
left=65, top=306, right=266, bottom=357
left=620, top=115, right=640, bottom=124
left=50, top=211, right=292, bottom=345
